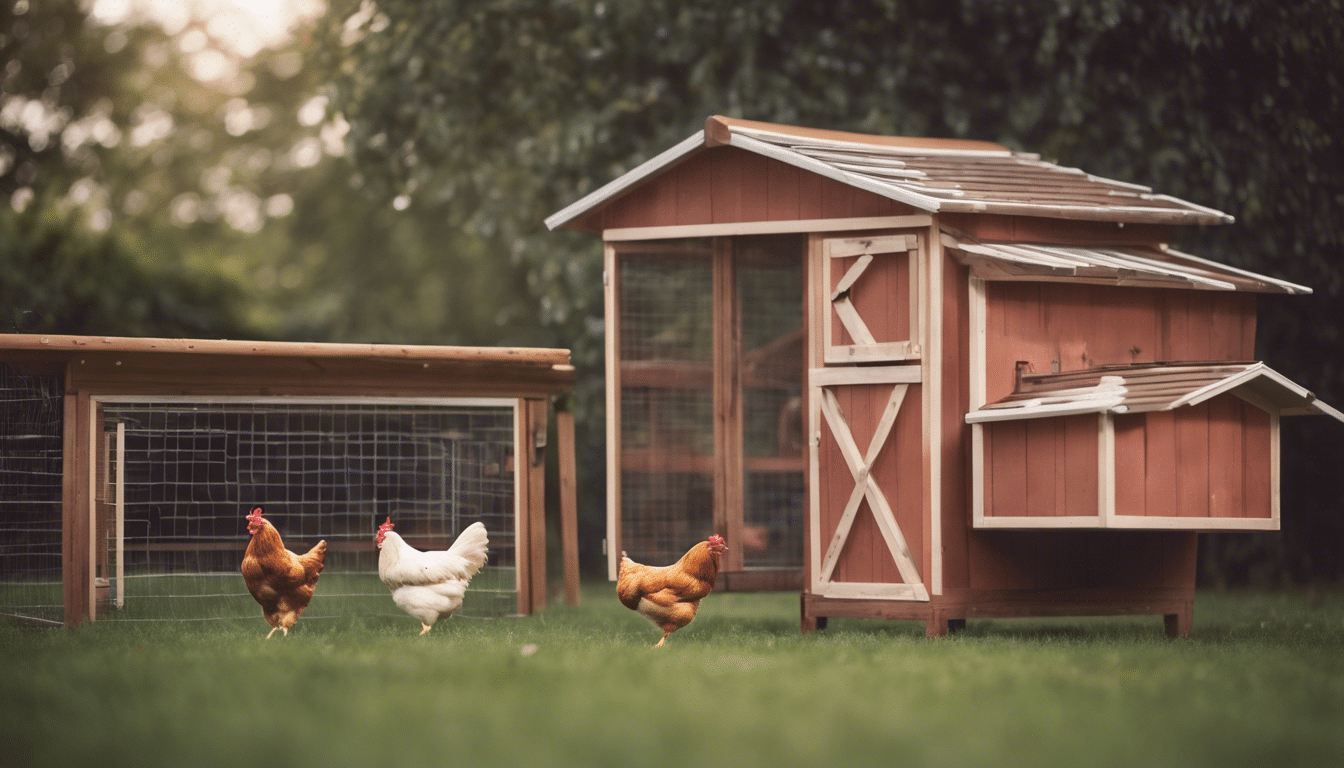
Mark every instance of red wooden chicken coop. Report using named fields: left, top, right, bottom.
left=547, top=115, right=1343, bottom=636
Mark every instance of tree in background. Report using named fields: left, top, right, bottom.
left=0, top=0, right=258, bottom=337
left=317, top=0, right=1344, bottom=583
left=5, top=0, right=1340, bottom=584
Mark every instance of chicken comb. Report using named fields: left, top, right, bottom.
left=246, top=507, right=265, bottom=520
left=707, top=534, right=725, bottom=544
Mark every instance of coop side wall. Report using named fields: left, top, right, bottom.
left=936, top=244, right=1209, bottom=627
left=983, top=282, right=1258, bottom=404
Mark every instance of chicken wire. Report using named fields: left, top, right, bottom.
left=92, top=398, right=518, bottom=624
left=0, top=364, right=64, bottom=624
left=615, top=237, right=804, bottom=573
left=739, top=240, right=805, bottom=570
left=619, top=246, right=716, bottom=566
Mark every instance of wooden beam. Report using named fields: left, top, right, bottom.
left=0, top=334, right=571, bottom=366
left=713, top=239, right=745, bottom=571
left=604, top=242, right=622, bottom=581
left=526, top=399, right=549, bottom=612
left=556, top=402, right=580, bottom=606
left=603, top=214, right=934, bottom=242
left=61, top=392, right=92, bottom=625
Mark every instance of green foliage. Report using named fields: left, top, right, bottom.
left=2, top=589, right=1343, bottom=768
left=0, top=204, right=250, bottom=336
left=317, top=0, right=1344, bottom=582
left=5, top=1, right=1343, bottom=581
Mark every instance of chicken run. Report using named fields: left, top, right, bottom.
left=0, top=336, right=577, bottom=628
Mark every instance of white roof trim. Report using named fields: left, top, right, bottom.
left=1160, top=246, right=1312, bottom=295
left=544, top=131, right=705, bottom=231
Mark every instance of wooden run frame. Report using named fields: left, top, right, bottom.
left=0, top=335, right=578, bottom=625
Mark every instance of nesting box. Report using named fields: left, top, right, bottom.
left=548, top=116, right=1342, bottom=636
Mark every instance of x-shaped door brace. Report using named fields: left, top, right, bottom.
left=831, top=254, right=879, bottom=346
left=824, top=234, right=920, bottom=364
left=817, top=382, right=928, bottom=600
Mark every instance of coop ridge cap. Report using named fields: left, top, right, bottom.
left=4, top=334, right=571, bottom=366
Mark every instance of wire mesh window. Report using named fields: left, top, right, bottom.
left=618, top=241, right=715, bottom=566
left=94, top=398, right=517, bottom=623
left=0, top=365, right=64, bottom=623
left=738, top=236, right=805, bottom=570
left=614, top=236, right=804, bottom=573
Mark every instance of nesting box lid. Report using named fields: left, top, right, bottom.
left=966, top=362, right=1344, bottom=423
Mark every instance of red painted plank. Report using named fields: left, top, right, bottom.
left=707, top=148, right=744, bottom=224
left=1175, top=403, right=1211, bottom=517
left=1065, top=414, right=1100, bottom=516
left=988, top=420, right=1028, bottom=517
left=1144, top=411, right=1178, bottom=517
left=1025, top=418, right=1059, bottom=516
left=1113, top=414, right=1146, bottom=516
left=1241, top=405, right=1273, bottom=519
left=766, top=159, right=801, bottom=221
left=1207, top=395, right=1244, bottom=518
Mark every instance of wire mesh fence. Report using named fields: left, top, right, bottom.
left=0, top=385, right=522, bottom=625
left=96, top=399, right=519, bottom=623
left=0, top=364, right=65, bottom=624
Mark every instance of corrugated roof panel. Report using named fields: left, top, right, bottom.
left=942, top=236, right=1311, bottom=294
left=721, top=118, right=1234, bottom=225
left=966, top=363, right=1344, bottom=423
left=545, top=116, right=1238, bottom=230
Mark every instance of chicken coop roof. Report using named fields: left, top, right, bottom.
left=965, top=363, right=1344, bottom=424
left=941, top=234, right=1310, bottom=294
left=545, top=116, right=1236, bottom=230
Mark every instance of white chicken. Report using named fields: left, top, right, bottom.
left=376, top=517, right=490, bottom=635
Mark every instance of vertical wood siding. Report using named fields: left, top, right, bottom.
left=1112, top=397, right=1274, bottom=521
left=985, top=283, right=1256, bottom=404
left=594, top=147, right=919, bottom=230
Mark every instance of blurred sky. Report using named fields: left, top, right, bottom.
left=88, top=0, right=323, bottom=58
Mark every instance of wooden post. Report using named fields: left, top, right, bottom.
left=713, top=239, right=744, bottom=569
left=61, top=391, right=92, bottom=625
left=1164, top=604, right=1193, bottom=638
left=556, top=398, right=580, bottom=606
left=527, top=398, right=549, bottom=612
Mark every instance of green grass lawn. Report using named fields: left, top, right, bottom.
left=2, top=587, right=1341, bottom=768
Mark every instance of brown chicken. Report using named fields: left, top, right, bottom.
left=617, top=534, right=728, bottom=647
left=240, top=507, right=327, bottom=639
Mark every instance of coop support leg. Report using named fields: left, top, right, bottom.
left=800, top=593, right=826, bottom=633
left=1164, top=604, right=1193, bottom=638
left=925, top=609, right=949, bottom=638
